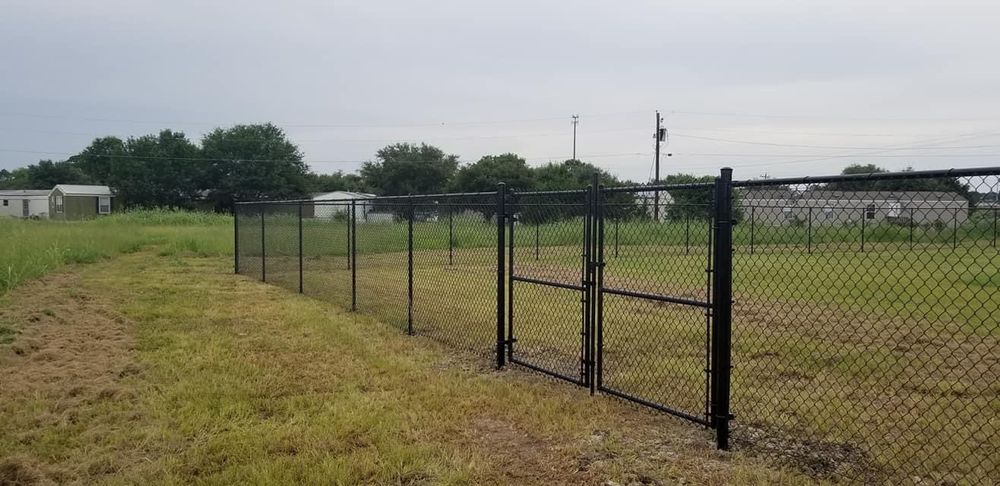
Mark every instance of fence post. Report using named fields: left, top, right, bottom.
left=807, top=207, right=813, bottom=254
left=260, top=208, right=266, bottom=282
left=448, top=207, right=454, bottom=266
left=909, top=207, right=914, bottom=248
left=749, top=206, right=755, bottom=254
left=589, top=172, right=602, bottom=395
left=407, top=196, right=414, bottom=336
left=507, top=189, right=515, bottom=363
left=860, top=207, right=866, bottom=252
left=710, top=167, right=734, bottom=451
left=953, top=208, right=958, bottom=250
left=496, top=183, right=506, bottom=369
left=614, top=217, right=619, bottom=258
left=346, top=204, right=351, bottom=270
left=994, top=208, right=997, bottom=248
left=685, top=213, right=691, bottom=254
left=298, top=202, right=304, bottom=294
left=350, top=200, right=357, bottom=311
left=233, top=205, right=240, bottom=274
left=535, top=222, right=540, bottom=261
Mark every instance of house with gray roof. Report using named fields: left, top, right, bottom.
left=0, top=189, right=51, bottom=219
left=48, top=184, right=115, bottom=220
left=739, top=189, right=968, bottom=226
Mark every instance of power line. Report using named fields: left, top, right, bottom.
left=669, top=110, right=1000, bottom=123
left=670, top=132, right=1000, bottom=150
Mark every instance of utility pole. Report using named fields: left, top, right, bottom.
left=653, top=111, right=665, bottom=221
left=572, top=114, right=580, bottom=160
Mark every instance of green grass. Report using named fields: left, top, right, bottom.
left=0, top=209, right=231, bottom=295
left=253, top=235, right=998, bottom=483
left=0, top=252, right=803, bottom=484
left=2, top=208, right=995, bottom=482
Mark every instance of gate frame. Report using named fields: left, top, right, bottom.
left=505, top=187, right=593, bottom=386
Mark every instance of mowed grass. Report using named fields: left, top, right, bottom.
left=0, top=252, right=807, bottom=485
left=254, top=232, right=999, bottom=483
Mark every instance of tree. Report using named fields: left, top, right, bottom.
left=122, top=130, right=202, bottom=207
left=450, top=153, right=535, bottom=193
left=360, top=143, right=458, bottom=195
left=201, top=123, right=310, bottom=210
left=71, top=131, right=201, bottom=208
left=308, top=171, right=367, bottom=193
left=661, top=174, right=715, bottom=219
left=72, top=136, right=127, bottom=184
left=524, top=159, right=637, bottom=223
left=1, top=160, right=92, bottom=189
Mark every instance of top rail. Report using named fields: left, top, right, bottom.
left=235, top=190, right=497, bottom=205
left=732, top=166, right=1000, bottom=188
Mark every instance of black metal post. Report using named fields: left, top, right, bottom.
left=749, top=206, right=755, bottom=255
left=496, top=183, right=506, bottom=369
left=589, top=173, right=601, bottom=395
left=507, top=189, right=515, bottom=363
left=346, top=204, right=351, bottom=270
left=580, top=184, right=592, bottom=386
left=260, top=208, right=266, bottom=282
left=350, top=200, right=357, bottom=311
left=860, top=208, right=866, bottom=252
left=993, top=208, right=997, bottom=248
left=685, top=213, right=691, bottom=254
left=953, top=208, right=958, bottom=249
left=909, top=207, right=914, bottom=248
left=233, top=206, right=240, bottom=274
left=807, top=207, right=813, bottom=254
left=298, top=202, right=304, bottom=294
left=710, top=167, right=734, bottom=451
left=448, top=207, right=454, bottom=266
left=407, top=196, right=414, bottom=336
left=534, top=222, right=540, bottom=261
left=614, top=217, right=619, bottom=258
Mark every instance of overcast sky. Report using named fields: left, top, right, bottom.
left=2, top=0, right=999, bottom=181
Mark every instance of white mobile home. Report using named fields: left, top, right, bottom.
left=0, top=190, right=50, bottom=219
left=309, top=191, right=375, bottom=219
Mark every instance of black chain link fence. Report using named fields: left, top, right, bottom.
left=730, top=172, right=999, bottom=483
left=234, top=167, right=999, bottom=484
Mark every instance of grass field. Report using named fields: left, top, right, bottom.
left=0, top=210, right=231, bottom=296
left=244, top=214, right=999, bottom=484
left=1, top=211, right=996, bottom=483
left=0, top=249, right=810, bottom=484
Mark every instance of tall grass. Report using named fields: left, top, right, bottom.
left=0, top=209, right=232, bottom=295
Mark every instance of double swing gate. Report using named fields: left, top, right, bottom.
left=502, top=170, right=735, bottom=448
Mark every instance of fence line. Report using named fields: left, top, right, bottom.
left=235, top=166, right=1000, bottom=484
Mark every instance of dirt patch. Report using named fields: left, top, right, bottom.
left=733, top=424, right=884, bottom=482
left=0, top=271, right=141, bottom=484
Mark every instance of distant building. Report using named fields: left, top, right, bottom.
left=638, top=192, right=676, bottom=221
left=48, top=185, right=114, bottom=220
left=0, top=190, right=50, bottom=219
left=740, top=190, right=968, bottom=226
left=306, top=191, right=376, bottom=219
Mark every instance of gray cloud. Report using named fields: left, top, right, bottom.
left=2, top=0, right=999, bottom=181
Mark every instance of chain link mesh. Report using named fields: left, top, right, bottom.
left=508, top=190, right=589, bottom=383
left=731, top=174, right=999, bottom=483
left=233, top=168, right=1000, bottom=483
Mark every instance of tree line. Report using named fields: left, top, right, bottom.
left=0, top=123, right=646, bottom=211
left=0, top=123, right=980, bottom=213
